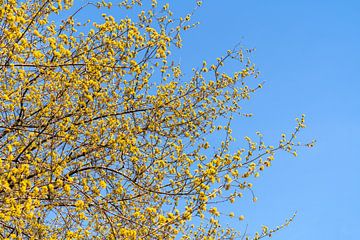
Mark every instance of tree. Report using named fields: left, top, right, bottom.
left=0, top=1, right=313, bottom=239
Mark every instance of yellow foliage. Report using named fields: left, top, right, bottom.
left=0, top=1, right=309, bottom=239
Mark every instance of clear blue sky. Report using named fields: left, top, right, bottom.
left=169, top=1, right=360, bottom=239
left=76, top=1, right=359, bottom=238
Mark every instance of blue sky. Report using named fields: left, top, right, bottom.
left=73, top=1, right=359, bottom=238
left=169, top=1, right=360, bottom=239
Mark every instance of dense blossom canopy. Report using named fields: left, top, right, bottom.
left=0, top=0, right=312, bottom=239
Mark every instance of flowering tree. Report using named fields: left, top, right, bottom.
left=0, top=1, right=313, bottom=239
